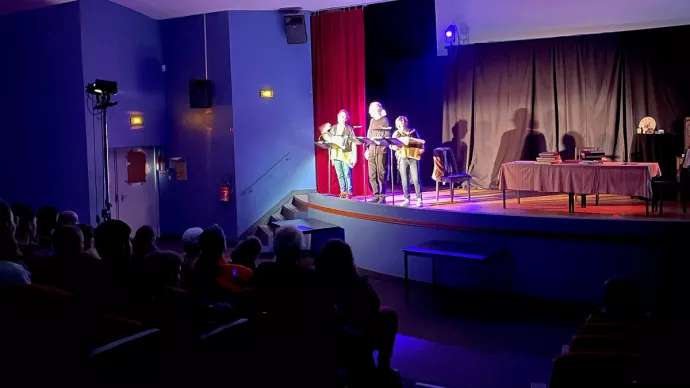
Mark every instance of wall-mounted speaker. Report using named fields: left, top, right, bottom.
left=685, top=117, right=690, bottom=151
left=284, top=14, right=307, bottom=44
left=189, top=79, right=213, bottom=109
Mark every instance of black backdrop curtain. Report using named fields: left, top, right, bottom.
left=443, top=25, right=690, bottom=189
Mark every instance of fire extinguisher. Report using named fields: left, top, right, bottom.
left=220, top=174, right=232, bottom=203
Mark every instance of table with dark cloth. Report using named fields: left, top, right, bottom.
left=630, top=133, right=677, bottom=179
left=498, top=161, right=661, bottom=213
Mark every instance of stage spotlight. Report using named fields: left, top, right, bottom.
left=86, top=79, right=118, bottom=95
left=445, top=24, right=458, bottom=43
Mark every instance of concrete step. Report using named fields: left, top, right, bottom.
left=255, top=224, right=273, bottom=248
left=281, top=203, right=301, bottom=220
left=269, top=212, right=285, bottom=223
left=292, top=195, right=309, bottom=212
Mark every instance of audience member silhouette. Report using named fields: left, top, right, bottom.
left=0, top=199, right=30, bottom=286
left=231, top=236, right=262, bottom=271
left=131, top=225, right=158, bottom=263
left=35, top=206, right=57, bottom=250
left=315, top=239, right=400, bottom=380
left=11, top=204, right=37, bottom=254
left=181, top=226, right=203, bottom=269
left=79, top=223, right=100, bottom=260
left=189, top=224, right=252, bottom=297
left=599, top=278, right=647, bottom=322
left=0, top=199, right=22, bottom=264
left=57, top=210, right=79, bottom=227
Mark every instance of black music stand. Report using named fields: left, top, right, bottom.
left=379, top=137, right=404, bottom=205
left=353, top=136, right=378, bottom=202
left=315, top=140, right=335, bottom=196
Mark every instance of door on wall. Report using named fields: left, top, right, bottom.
left=108, top=147, right=160, bottom=236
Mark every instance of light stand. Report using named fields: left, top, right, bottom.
left=86, top=80, right=118, bottom=224
left=390, top=146, right=395, bottom=205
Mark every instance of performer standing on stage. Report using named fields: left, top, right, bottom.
left=321, top=109, right=357, bottom=199
left=364, top=102, right=391, bottom=203
left=392, top=116, right=424, bottom=207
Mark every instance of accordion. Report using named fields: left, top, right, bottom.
left=395, top=136, right=425, bottom=160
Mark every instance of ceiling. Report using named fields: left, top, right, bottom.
left=0, top=0, right=392, bottom=19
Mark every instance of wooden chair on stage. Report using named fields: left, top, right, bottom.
left=432, top=147, right=471, bottom=203
left=575, top=146, right=601, bottom=206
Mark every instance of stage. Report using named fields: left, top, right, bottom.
left=347, top=187, right=688, bottom=219
left=301, top=187, right=689, bottom=305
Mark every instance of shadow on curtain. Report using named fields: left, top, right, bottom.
left=443, top=26, right=690, bottom=189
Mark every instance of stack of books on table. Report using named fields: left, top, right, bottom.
left=580, top=149, right=605, bottom=164
left=536, top=152, right=562, bottom=164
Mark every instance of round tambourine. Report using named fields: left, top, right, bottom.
left=638, top=117, right=656, bottom=134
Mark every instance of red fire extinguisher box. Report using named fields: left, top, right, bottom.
left=220, top=174, right=232, bottom=203
left=220, top=185, right=231, bottom=202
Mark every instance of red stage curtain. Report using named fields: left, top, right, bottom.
left=311, top=9, right=367, bottom=195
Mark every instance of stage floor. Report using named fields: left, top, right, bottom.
left=332, top=187, right=690, bottom=220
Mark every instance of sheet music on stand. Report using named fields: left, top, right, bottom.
left=353, top=136, right=378, bottom=146
left=381, top=137, right=404, bottom=147
left=370, top=137, right=397, bottom=147
left=314, top=141, right=334, bottom=150
left=322, top=133, right=348, bottom=149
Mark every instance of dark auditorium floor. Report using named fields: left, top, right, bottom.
left=361, top=270, right=589, bottom=388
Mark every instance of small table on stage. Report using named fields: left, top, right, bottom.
left=402, top=240, right=509, bottom=303
left=269, top=218, right=344, bottom=256
left=498, top=161, right=661, bottom=214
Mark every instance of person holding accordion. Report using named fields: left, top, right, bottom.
left=392, top=116, right=424, bottom=207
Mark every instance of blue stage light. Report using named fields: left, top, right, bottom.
left=445, top=24, right=458, bottom=44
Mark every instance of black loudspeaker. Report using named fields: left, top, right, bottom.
left=284, top=14, right=307, bottom=44
left=189, top=79, right=212, bottom=108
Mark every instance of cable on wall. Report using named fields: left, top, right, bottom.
left=203, top=13, right=208, bottom=79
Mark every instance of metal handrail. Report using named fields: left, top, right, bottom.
left=241, top=152, right=292, bottom=195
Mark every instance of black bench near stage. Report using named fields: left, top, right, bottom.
left=269, top=218, right=345, bottom=256
left=402, top=240, right=511, bottom=303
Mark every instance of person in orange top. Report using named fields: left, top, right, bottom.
left=189, top=224, right=252, bottom=296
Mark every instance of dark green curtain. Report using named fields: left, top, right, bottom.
left=443, top=25, right=690, bottom=189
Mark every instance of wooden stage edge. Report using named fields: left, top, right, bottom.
left=300, top=188, right=689, bottom=243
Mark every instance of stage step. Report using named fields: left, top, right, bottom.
left=281, top=203, right=306, bottom=220
left=255, top=224, right=273, bottom=248
left=269, top=212, right=285, bottom=223
left=292, top=195, right=309, bottom=212
left=249, top=193, right=310, bottom=250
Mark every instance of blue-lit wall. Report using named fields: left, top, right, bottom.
left=1, top=5, right=317, bottom=239
left=159, top=12, right=237, bottom=237
left=229, top=11, right=316, bottom=235
left=0, top=2, right=91, bottom=219
left=79, top=0, right=166, bottom=225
